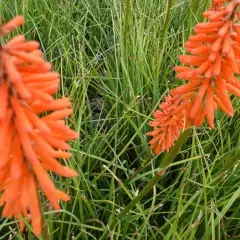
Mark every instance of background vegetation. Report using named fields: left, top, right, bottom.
left=1, top=0, right=240, bottom=239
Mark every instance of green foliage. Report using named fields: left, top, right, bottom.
left=2, top=0, right=240, bottom=239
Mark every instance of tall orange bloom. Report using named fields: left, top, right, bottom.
left=148, top=0, right=240, bottom=154
left=171, top=0, right=240, bottom=128
left=0, top=16, right=78, bottom=235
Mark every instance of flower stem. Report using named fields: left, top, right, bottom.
left=41, top=215, right=51, bottom=240
left=124, top=0, right=131, bottom=48
left=160, top=0, right=173, bottom=50
left=99, top=128, right=191, bottom=240
left=154, top=0, right=173, bottom=101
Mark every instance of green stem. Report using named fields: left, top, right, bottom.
left=99, top=129, right=191, bottom=240
left=223, top=148, right=240, bottom=171
left=115, top=165, right=143, bottom=200
left=159, top=130, right=190, bottom=169
left=116, top=157, right=157, bottom=200
left=154, top=0, right=173, bottom=101
left=160, top=0, right=173, bottom=50
left=123, top=156, right=154, bottom=186
left=126, top=166, right=142, bottom=184
left=124, top=0, right=130, bottom=48
left=41, top=215, right=51, bottom=240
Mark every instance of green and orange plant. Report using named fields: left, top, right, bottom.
left=3, top=0, right=240, bottom=239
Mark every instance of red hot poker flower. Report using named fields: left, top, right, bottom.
left=146, top=94, right=192, bottom=155
left=0, top=16, right=78, bottom=235
left=147, top=0, right=240, bottom=155
left=171, top=0, right=240, bottom=129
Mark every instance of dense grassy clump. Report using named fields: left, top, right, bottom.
left=1, top=0, right=240, bottom=239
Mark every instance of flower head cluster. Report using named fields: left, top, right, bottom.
left=172, top=0, right=240, bottom=128
left=0, top=16, right=78, bottom=235
left=147, top=94, right=192, bottom=154
left=147, top=0, right=240, bottom=154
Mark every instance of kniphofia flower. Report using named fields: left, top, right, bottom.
left=148, top=0, right=240, bottom=154
left=0, top=16, right=78, bottom=235
left=172, top=0, right=240, bottom=128
left=146, top=94, right=192, bottom=154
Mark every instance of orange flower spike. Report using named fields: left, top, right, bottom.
left=147, top=94, right=190, bottom=154
left=173, top=0, right=240, bottom=127
left=148, top=0, right=240, bottom=155
left=0, top=16, right=78, bottom=236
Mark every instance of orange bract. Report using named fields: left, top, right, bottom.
left=0, top=16, right=78, bottom=235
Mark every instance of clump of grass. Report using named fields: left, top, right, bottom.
left=2, top=0, right=240, bottom=239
